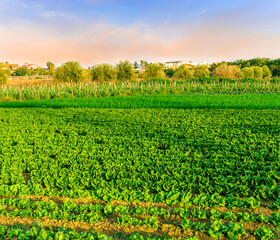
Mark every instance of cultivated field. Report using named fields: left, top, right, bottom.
left=0, top=104, right=279, bottom=239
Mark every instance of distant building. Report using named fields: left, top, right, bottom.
left=165, top=60, right=210, bottom=68
left=165, top=60, right=195, bottom=68
left=21, top=64, right=41, bottom=69
left=0, top=63, right=19, bottom=70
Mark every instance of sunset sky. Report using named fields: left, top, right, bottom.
left=0, top=0, right=279, bottom=67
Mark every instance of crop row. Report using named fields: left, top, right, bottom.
left=0, top=197, right=279, bottom=231
left=181, top=220, right=275, bottom=240
left=0, top=224, right=198, bottom=240
left=0, top=204, right=275, bottom=240
left=0, top=189, right=263, bottom=210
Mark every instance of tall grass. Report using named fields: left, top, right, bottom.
left=1, top=94, right=280, bottom=109
left=1, top=78, right=280, bottom=102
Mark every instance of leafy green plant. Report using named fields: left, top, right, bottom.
left=227, top=223, right=246, bottom=240
left=207, top=220, right=227, bottom=239
left=269, top=199, right=280, bottom=210
left=191, top=222, right=207, bottom=232
left=131, top=206, right=147, bottom=216
left=117, top=215, right=141, bottom=226
left=180, top=219, right=192, bottom=231
left=254, top=226, right=275, bottom=240
left=209, top=209, right=222, bottom=220
left=143, top=217, right=159, bottom=228
left=257, top=214, right=270, bottom=223
left=104, top=204, right=114, bottom=216
left=223, top=211, right=237, bottom=222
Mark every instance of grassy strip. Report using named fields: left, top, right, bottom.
left=0, top=94, right=280, bottom=109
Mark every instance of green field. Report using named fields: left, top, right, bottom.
left=0, top=105, right=279, bottom=239
left=0, top=93, right=280, bottom=109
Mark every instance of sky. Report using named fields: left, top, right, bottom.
left=0, top=0, right=279, bottom=67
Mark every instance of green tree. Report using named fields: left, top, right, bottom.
left=27, top=68, right=36, bottom=76
left=174, top=65, right=194, bottom=80
left=193, top=64, right=210, bottom=78
left=164, top=68, right=175, bottom=78
left=54, top=61, right=85, bottom=83
left=262, top=65, right=272, bottom=79
left=54, top=66, right=65, bottom=81
left=222, top=57, right=279, bottom=77
left=134, top=61, right=139, bottom=70
left=117, top=61, right=136, bottom=81
left=15, top=68, right=28, bottom=76
left=242, top=67, right=255, bottom=78
left=47, top=62, right=55, bottom=75
left=0, top=64, right=10, bottom=86
left=92, top=64, right=117, bottom=81
left=144, top=63, right=165, bottom=80
left=252, top=66, right=263, bottom=79
left=213, top=63, right=242, bottom=79
left=36, top=68, right=48, bottom=76
left=140, top=60, right=148, bottom=70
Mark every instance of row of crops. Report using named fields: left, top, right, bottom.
left=1, top=94, right=280, bottom=109
left=0, top=107, right=279, bottom=239
left=0, top=195, right=277, bottom=239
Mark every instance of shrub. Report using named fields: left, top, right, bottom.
left=193, top=64, right=210, bottom=79
left=164, top=68, right=175, bottom=78
left=174, top=65, right=194, bottom=80
left=47, top=61, right=55, bottom=75
left=117, top=61, right=136, bottom=81
left=262, top=65, right=272, bottom=79
left=15, top=68, right=28, bottom=76
left=92, top=64, right=117, bottom=81
left=252, top=66, right=263, bottom=79
left=213, top=63, right=242, bottom=79
left=242, top=67, right=255, bottom=78
left=144, top=63, right=165, bottom=80
left=54, top=61, right=85, bottom=83
left=0, top=65, right=10, bottom=86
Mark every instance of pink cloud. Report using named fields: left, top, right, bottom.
left=0, top=15, right=279, bottom=68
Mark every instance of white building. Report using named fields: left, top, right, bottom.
left=165, top=60, right=194, bottom=68
left=165, top=60, right=209, bottom=68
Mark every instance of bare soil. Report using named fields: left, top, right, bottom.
left=7, top=76, right=53, bottom=87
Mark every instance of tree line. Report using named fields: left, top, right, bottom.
left=214, top=58, right=280, bottom=77
left=53, top=61, right=213, bottom=83
left=0, top=58, right=279, bottom=85
left=53, top=59, right=277, bottom=83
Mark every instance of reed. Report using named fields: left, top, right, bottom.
left=0, top=78, right=280, bottom=102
